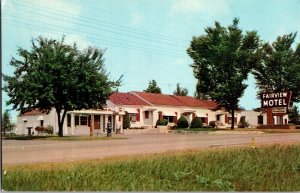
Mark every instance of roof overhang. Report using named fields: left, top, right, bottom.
left=124, top=108, right=138, bottom=114
left=68, top=110, right=114, bottom=115
left=163, top=111, right=176, bottom=116
left=196, top=112, right=207, bottom=117
left=181, top=109, right=196, bottom=114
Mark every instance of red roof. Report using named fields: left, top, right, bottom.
left=20, top=109, right=48, bottom=116
left=109, top=92, right=149, bottom=106
left=110, top=91, right=218, bottom=109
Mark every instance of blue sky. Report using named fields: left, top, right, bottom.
left=2, top=0, right=300, bottom=120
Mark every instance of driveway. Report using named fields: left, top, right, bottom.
left=3, top=133, right=300, bottom=166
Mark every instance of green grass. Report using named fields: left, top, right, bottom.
left=3, top=144, right=300, bottom=191
left=2, top=135, right=127, bottom=141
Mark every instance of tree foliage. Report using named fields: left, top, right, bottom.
left=123, top=112, right=131, bottom=129
left=144, top=80, right=162, bottom=94
left=288, top=106, right=300, bottom=125
left=187, top=18, right=261, bottom=129
left=173, top=83, right=188, bottom=96
left=190, top=117, right=203, bottom=128
left=1, top=110, right=16, bottom=134
left=252, top=33, right=300, bottom=103
left=3, top=36, right=121, bottom=136
left=177, top=116, right=189, bottom=128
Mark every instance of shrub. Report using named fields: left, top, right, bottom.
left=123, top=112, right=131, bottom=129
left=209, top=121, right=217, bottom=128
left=156, top=119, right=168, bottom=126
left=238, top=118, right=249, bottom=128
left=35, top=126, right=45, bottom=132
left=44, top=125, right=54, bottom=134
left=177, top=116, right=189, bottom=128
left=190, top=117, right=203, bottom=128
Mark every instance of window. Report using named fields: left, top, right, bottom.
left=67, top=114, right=71, bottom=127
left=163, top=116, right=174, bottom=123
left=129, top=114, right=137, bottom=122
left=75, top=116, right=79, bottom=126
left=40, top=120, right=44, bottom=127
left=145, top=111, right=149, bottom=119
left=228, top=117, right=232, bottom=124
left=80, top=115, right=88, bottom=125
left=258, top=115, right=263, bottom=125
left=200, top=117, right=206, bottom=124
left=216, top=115, right=221, bottom=121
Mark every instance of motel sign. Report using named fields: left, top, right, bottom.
left=261, top=91, right=292, bottom=108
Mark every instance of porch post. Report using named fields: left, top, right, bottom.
left=71, top=113, right=75, bottom=135
left=90, top=114, right=94, bottom=136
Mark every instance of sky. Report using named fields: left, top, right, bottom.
left=2, top=0, right=300, bottom=121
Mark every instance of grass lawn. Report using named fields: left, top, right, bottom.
left=2, top=143, right=300, bottom=191
left=2, top=135, right=127, bottom=141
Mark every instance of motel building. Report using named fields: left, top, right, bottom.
left=16, top=91, right=290, bottom=136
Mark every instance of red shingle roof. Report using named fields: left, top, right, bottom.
left=134, top=92, right=217, bottom=109
left=20, top=109, right=48, bottom=116
left=109, top=92, right=149, bottom=106
left=110, top=91, right=218, bottom=109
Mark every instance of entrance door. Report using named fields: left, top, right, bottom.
left=94, top=115, right=101, bottom=130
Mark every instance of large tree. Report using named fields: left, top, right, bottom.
left=1, top=110, right=16, bottom=134
left=252, top=33, right=300, bottom=103
left=144, top=80, right=162, bottom=94
left=187, top=18, right=261, bottom=129
left=173, top=83, right=188, bottom=96
left=3, top=36, right=121, bottom=137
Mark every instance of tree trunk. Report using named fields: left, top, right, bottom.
left=56, top=108, right=67, bottom=137
left=231, top=108, right=235, bottom=130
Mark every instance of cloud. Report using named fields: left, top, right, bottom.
left=170, top=0, right=230, bottom=17
left=29, top=0, right=81, bottom=17
left=131, top=12, right=143, bottom=27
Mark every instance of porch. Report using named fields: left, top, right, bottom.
left=66, top=109, right=125, bottom=136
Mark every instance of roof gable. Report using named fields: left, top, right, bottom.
left=109, top=92, right=149, bottom=106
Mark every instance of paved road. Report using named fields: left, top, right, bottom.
left=3, top=133, right=300, bottom=165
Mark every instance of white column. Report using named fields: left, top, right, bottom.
left=71, top=113, right=75, bottom=135
left=90, top=114, right=94, bottom=136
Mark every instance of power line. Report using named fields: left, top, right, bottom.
left=3, top=19, right=188, bottom=59
left=13, top=1, right=189, bottom=45
left=5, top=8, right=186, bottom=56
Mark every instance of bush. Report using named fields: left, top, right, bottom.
left=209, top=121, right=217, bottom=128
left=177, top=116, right=189, bottom=128
left=190, top=117, right=203, bottom=128
left=156, top=119, right=168, bottom=126
left=238, top=119, right=249, bottom=128
left=35, top=126, right=45, bottom=132
left=123, top=112, right=131, bottom=129
left=44, top=125, right=54, bottom=134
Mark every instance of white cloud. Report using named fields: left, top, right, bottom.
left=131, top=12, right=143, bottom=27
left=29, top=0, right=81, bottom=17
left=64, top=34, right=93, bottom=50
left=170, top=0, right=230, bottom=17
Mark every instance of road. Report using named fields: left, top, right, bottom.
left=2, top=133, right=300, bottom=165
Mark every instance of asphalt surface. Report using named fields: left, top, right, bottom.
left=3, top=133, right=300, bottom=165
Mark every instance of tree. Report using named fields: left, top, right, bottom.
left=173, top=83, right=188, bottom=96
left=1, top=110, right=16, bottom=134
left=123, top=112, right=131, bottom=129
left=252, top=33, right=300, bottom=103
left=288, top=106, right=299, bottom=124
left=187, top=18, right=261, bottom=129
left=144, top=80, right=162, bottom=94
left=3, top=36, right=121, bottom=137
